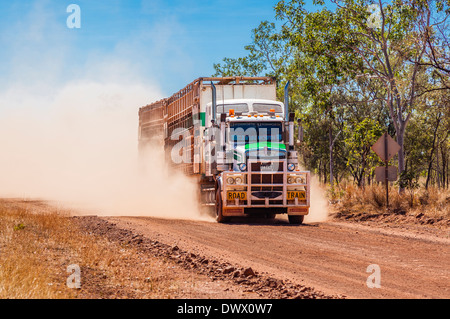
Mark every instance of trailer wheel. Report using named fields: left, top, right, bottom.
left=288, top=215, right=304, bottom=225
left=215, top=187, right=228, bottom=223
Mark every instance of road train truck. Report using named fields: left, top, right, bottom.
left=138, top=77, right=310, bottom=224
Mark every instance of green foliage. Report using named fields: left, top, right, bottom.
left=397, top=170, right=420, bottom=190
left=213, top=20, right=286, bottom=78
left=13, top=223, right=26, bottom=231
left=213, top=57, right=263, bottom=77
left=344, top=118, right=384, bottom=185
left=212, top=0, right=450, bottom=188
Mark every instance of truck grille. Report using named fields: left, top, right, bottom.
left=250, top=162, right=284, bottom=172
left=250, top=161, right=284, bottom=199
left=251, top=173, right=283, bottom=185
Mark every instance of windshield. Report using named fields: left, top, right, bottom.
left=229, top=122, right=282, bottom=146
left=252, top=103, right=283, bottom=114
left=217, top=103, right=249, bottom=115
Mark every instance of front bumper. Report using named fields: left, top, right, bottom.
left=221, top=161, right=310, bottom=217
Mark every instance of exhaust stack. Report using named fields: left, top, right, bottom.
left=284, top=81, right=290, bottom=122
left=211, top=82, right=217, bottom=124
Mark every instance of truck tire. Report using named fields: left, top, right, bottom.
left=215, top=188, right=229, bottom=223
left=288, top=215, right=304, bottom=225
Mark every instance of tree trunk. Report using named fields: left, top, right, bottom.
left=425, top=155, right=434, bottom=189
left=446, top=146, right=449, bottom=189
left=425, top=115, right=441, bottom=189
left=396, top=124, right=406, bottom=194
left=437, top=135, right=440, bottom=189
left=440, top=140, right=448, bottom=189
left=318, top=158, right=322, bottom=184
left=329, top=126, right=333, bottom=188
left=447, top=149, right=450, bottom=188
left=358, top=161, right=366, bottom=187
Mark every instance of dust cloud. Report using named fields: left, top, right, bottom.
left=0, top=81, right=211, bottom=221
left=0, top=80, right=329, bottom=224
left=303, top=169, right=330, bottom=223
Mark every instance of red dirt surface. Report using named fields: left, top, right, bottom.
left=76, top=214, right=449, bottom=299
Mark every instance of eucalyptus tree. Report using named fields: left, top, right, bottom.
left=326, top=0, right=449, bottom=192
left=212, top=0, right=449, bottom=190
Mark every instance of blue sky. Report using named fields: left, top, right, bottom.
left=0, top=0, right=335, bottom=204
left=0, top=0, right=286, bottom=95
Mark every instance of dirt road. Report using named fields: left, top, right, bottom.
left=100, top=215, right=449, bottom=299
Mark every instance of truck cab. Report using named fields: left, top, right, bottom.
left=205, top=97, right=310, bottom=224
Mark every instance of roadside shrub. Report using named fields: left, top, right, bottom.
left=329, top=183, right=449, bottom=221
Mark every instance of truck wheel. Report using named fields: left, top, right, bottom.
left=288, top=215, right=304, bottom=225
left=215, top=188, right=228, bottom=223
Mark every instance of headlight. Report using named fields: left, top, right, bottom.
left=227, top=174, right=245, bottom=185
left=288, top=175, right=304, bottom=184
left=226, top=177, right=235, bottom=184
left=287, top=163, right=295, bottom=171
left=239, top=163, right=247, bottom=171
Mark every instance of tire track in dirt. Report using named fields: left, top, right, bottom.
left=101, top=216, right=449, bottom=299
left=76, top=216, right=339, bottom=299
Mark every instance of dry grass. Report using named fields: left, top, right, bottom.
left=0, top=199, right=183, bottom=299
left=330, top=183, right=450, bottom=223
left=0, top=200, right=74, bottom=298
